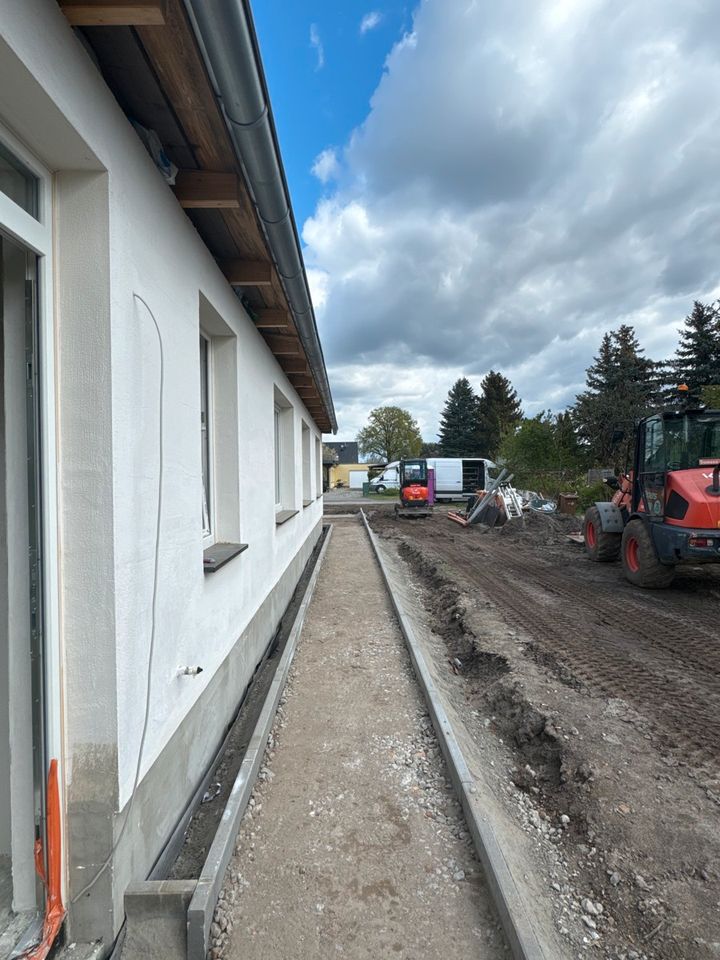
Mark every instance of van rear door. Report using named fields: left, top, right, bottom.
left=431, top=459, right=461, bottom=495
left=461, top=459, right=485, bottom=493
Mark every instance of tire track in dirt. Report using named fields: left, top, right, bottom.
left=375, top=519, right=720, bottom=771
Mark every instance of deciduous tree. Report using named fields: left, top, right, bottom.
left=357, top=406, right=422, bottom=462
left=498, top=412, right=583, bottom=486
left=420, top=441, right=442, bottom=457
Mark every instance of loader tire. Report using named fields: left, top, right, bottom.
left=621, top=519, right=675, bottom=589
left=583, top=506, right=621, bottom=562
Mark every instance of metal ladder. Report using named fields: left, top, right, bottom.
left=498, top=483, right=524, bottom=519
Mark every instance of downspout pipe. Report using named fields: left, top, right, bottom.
left=183, top=0, right=337, bottom=432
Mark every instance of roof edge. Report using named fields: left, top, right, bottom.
left=183, top=0, right=337, bottom=433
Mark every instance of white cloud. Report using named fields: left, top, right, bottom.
left=311, top=147, right=340, bottom=184
left=306, top=268, right=330, bottom=312
left=305, top=1, right=720, bottom=440
left=309, top=23, right=324, bottom=71
left=360, top=11, right=383, bottom=35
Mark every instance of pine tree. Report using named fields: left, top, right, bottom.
left=438, top=378, right=481, bottom=456
left=573, top=333, right=618, bottom=465
left=572, top=325, right=657, bottom=466
left=672, top=301, right=720, bottom=399
left=475, top=371, right=522, bottom=459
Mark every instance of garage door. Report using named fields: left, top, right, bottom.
left=348, top=470, right=368, bottom=489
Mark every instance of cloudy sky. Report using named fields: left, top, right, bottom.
left=253, top=0, right=720, bottom=442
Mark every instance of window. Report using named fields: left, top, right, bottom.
left=315, top=436, right=322, bottom=498
left=200, top=333, right=212, bottom=538
left=642, top=417, right=664, bottom=472
left=274, top=405, right=282, bottom=507
left=198, top=295, right=243, bottom=566
left=274, top=386, right=295, bottom=522
left=0, top=139, right=38, bottom=219
left=302, top=422, right=311, bottom=505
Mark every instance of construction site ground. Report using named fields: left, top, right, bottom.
left=366, top=506, right=720, bottom=960
left=210, top=517, right=510, bottom=960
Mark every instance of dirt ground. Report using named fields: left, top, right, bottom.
left=211, top=518, right=509, bottom=960
left=368, top=507, right=720, bottom=960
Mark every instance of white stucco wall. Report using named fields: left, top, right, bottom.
left=0, top=0, right=326, bottom=816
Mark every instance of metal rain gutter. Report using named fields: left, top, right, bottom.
left=183, top=0, right=337, bottom=433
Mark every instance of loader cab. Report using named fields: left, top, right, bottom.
left=633, top=409, right=720, bottom=516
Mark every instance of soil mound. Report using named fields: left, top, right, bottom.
left=496, top=510, right=581, bottom=545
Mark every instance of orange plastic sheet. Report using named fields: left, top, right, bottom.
left=22, top=759, right=65, bottom=960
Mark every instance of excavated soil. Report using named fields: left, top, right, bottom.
left=368, top=508, right=720, bottom=960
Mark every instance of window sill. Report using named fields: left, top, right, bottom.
left=203, top=542, right=248, bottom=573
left=302, top=499, right=313, bottom=508
left=275, top=509, right=299, bottom=526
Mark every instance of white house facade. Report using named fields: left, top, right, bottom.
left=0, top=0, right=335, bottom=954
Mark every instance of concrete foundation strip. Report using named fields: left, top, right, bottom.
left=360, top=511, right=547, bottom=960
left=185, top=523, right=333, bottom=959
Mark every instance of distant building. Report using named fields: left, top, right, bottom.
left=329, top=463, right=370, bottom=489
left=325, top=441, right=359, bottom=464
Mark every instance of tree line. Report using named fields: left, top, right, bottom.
left=356, top=300, right=720, bottom=472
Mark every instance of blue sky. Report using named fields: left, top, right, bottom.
left=253, top=1, right=409, bottom=227
left=252, top=1, right=720, bottom=442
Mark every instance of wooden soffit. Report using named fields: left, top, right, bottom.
left=59, top=0, right=332, bottom=431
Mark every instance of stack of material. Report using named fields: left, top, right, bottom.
left=515, top=490, right=557, bottom=514
left=447, top=469, right=525, bottom=527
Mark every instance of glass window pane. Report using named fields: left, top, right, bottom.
left=274, top=408, right=281, bottom=505
left=200, top=335, right=211, bottom=536
left=0, top=141, right=39, bottom=219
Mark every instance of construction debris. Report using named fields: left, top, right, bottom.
left=447, top=469, right=552, bottom=528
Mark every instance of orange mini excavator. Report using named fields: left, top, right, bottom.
left=583, top=393, right=720, bottom=587
left=395, top=459, right=433, bottom=519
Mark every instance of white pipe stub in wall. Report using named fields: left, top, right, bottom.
left=177, top=665, right=204, bottom=677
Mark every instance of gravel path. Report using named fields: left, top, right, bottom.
left=213, top=517, right=508, bottom=960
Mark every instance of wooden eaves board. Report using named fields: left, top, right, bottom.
left=67, top=0, right=330, bottom=430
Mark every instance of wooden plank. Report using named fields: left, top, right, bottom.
left=264, top=334, right=301, bottom=356
left=174, top=171, right=241, bottom=209
left=60, top=0, right=166, bottom=25
left=136, top=2, right=237, bottom=171
left=254, top=308, right=291, bottom=329
left=280, top=359, right=310, bottom=374
left=295, top=387, right=317, bottom=397
left=287, top=375, right=314, bottom=386
left=222, top=260, right=273, bottom=286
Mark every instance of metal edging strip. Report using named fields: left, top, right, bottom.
left=360, top=510, right=546, bottom=960
left=186, top=524, right=333, bottom=960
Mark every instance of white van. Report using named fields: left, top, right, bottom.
left=369, top=457, right=496, bottom=499
left=369, top=462, right=400, bottom=492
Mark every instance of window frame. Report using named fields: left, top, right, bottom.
left=315, top=435, right=322, bottom=498
left=274, top=403, right=282, bottom=509
left=198, top=294, right=242, bottom=563
left=273, top=386, right=295, bottom=521
left=301, top=420, right=312, bottom=506
left=0, top=122, right=63, bottom=904
left=199, top=329, right=214, bottom=545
